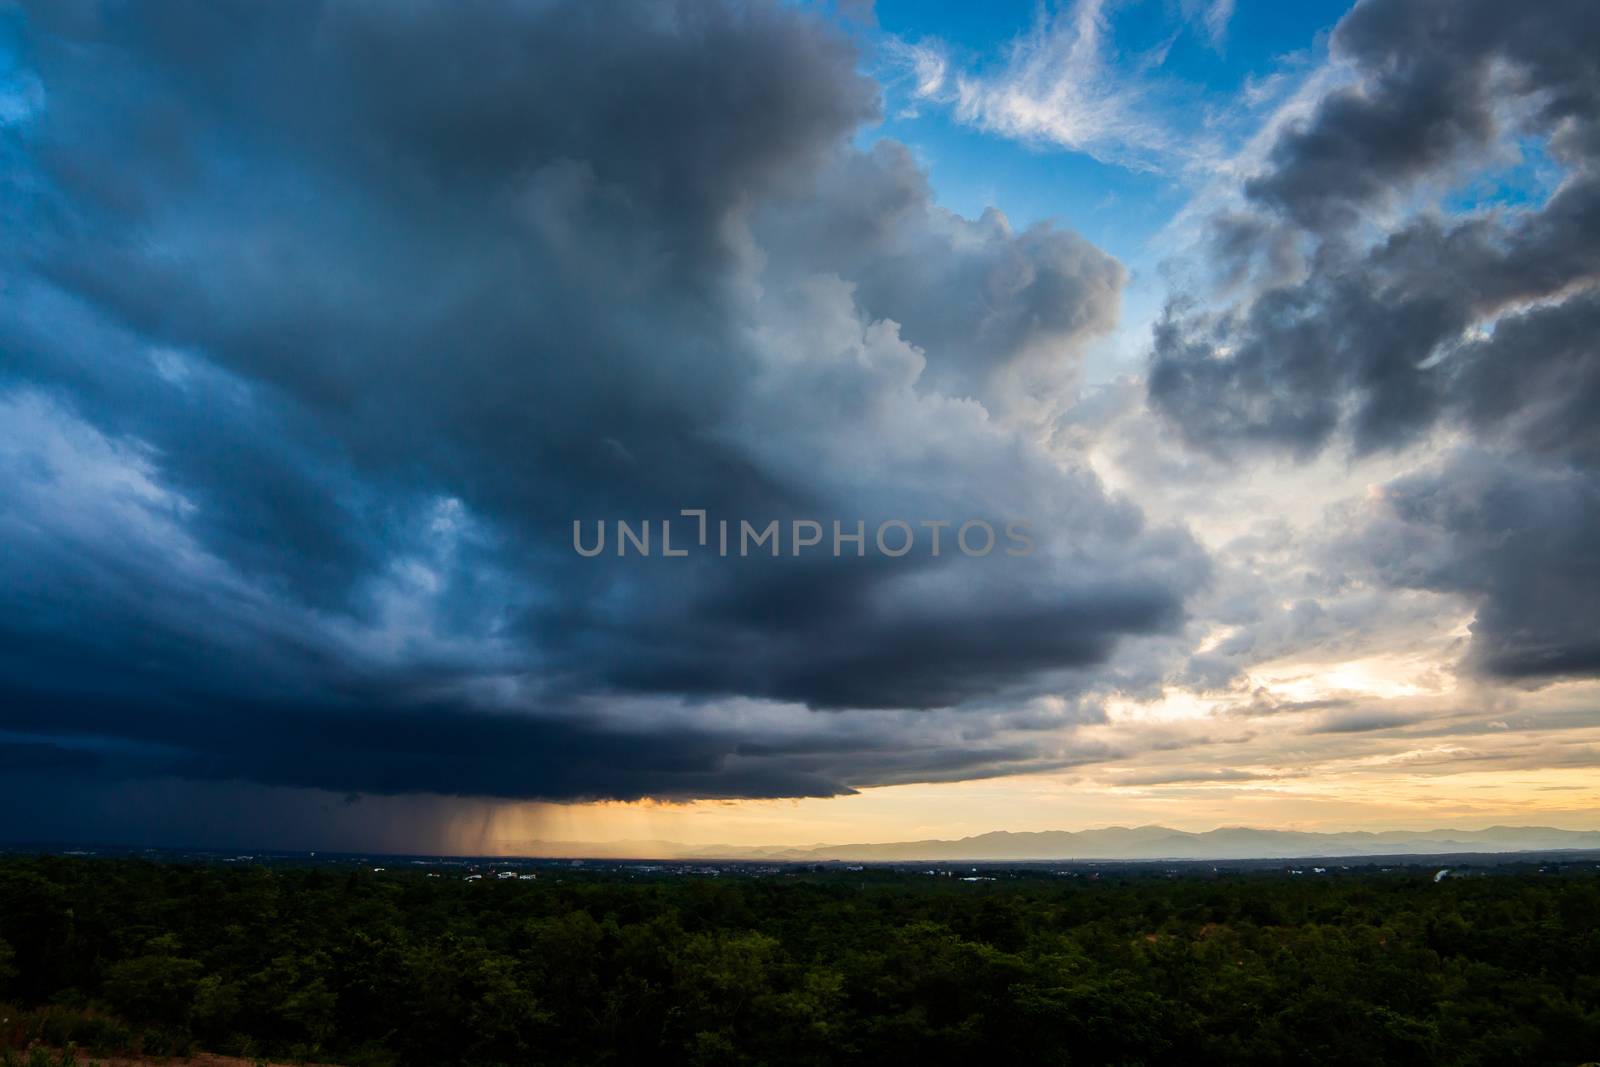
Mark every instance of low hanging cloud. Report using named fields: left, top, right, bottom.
left=1114, top=767, right=1268, bottom=786
left=0, top=0, right=1209, bottom=810
left=1147, top=0, right=1600, bottom=685
left=1354, top=452, right=1600, bottom=681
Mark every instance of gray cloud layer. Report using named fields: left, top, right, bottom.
left=1148, top=0, right=1600, bottom=684
left=0, top=0, right=1205, bottom=807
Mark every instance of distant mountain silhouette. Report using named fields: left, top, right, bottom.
left=510, top=825, right=1600, bottom=861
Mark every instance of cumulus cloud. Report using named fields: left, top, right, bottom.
left=1353, top=451, right=1600, bottom=681
left=0, top=0, right=1208, bottom=812
left=1147, top=0, right=1600, bottom=685
left=1151, top=0, right=1600, bottom=455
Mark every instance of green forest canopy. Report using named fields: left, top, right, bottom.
left=1, top=857, right=1597, bottom=1065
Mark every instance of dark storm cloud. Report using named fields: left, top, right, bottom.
left=0, top=0, right=1201, bottom=809
left=1354, top=452, right=1600, bottom=682
left=1149, top=193, right=1600, bottom=457
left=1248, top=0, right=1600, bottom=234
left=0, top=740, right=100, bottom=773
left=1449, top=289, right=1600, bottom=467
left=1151, top=0, right=1600, bottom=457
left=1147, top=0, right=1600, bottom=684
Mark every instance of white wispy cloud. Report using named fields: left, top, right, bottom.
left=1198, top=0, right=1236, bottom=50
left=884, top=0, right=1218, bottom=172
left=882, top=35, right=948, bottom=100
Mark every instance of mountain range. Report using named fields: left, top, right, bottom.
left=508, top=825, right=1600, bottom=862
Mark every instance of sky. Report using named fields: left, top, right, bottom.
left=1, top=0, right=1597, bottom=854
